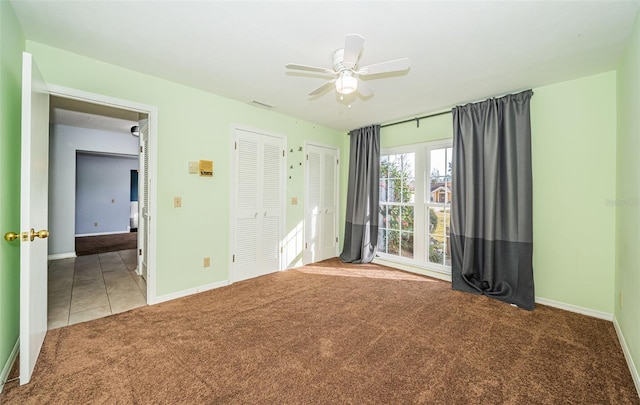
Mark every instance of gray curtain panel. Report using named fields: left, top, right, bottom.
left=450, top=90, right=534, bottom=310
left=340, top=125, right=380, bottom=264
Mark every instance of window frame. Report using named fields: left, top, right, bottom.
left=424, top=140, right=453, bottom=273
left=376, top=139, right=453, bottom=275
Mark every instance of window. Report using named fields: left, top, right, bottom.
left=378, top=153, right=415, bottom=258
left=426, top=146, right=452, bottom=268
left=377, top=141, right=452, bottom=274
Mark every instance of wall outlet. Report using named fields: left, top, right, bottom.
left=203, top=257, right=211, bottom=268
left=291, top=197, right=298, bottom=205
left=174, top=196, right=182, bottom=208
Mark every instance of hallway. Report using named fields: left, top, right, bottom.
left=47, top=249, right=147, bottom=329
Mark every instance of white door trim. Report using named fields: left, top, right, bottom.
left=47, top=84, right=159, bottom=304
left=229, top=124, right=287, bottom=282
left=304, top=141, right=340, bottom=264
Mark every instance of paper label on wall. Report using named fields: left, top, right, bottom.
left=199, top=160, right=213, bottom=177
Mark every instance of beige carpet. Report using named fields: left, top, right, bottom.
left=2, top=259, right=638, bottom=404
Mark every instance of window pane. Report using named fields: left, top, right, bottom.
left=444, top=208, right=451, bottom=266
left=377, top=229, right=387, bottom=253
left=379, top=205, right=388, bottom=229
left=388, top=206, right=400, bottom=229
left=430, top=148, right=446, bottom=179
left=379, top=179, right=388, bottom=202
left=401, top=206, right=414, bottom=231
left=403, top=177, right=415, bottom=203
left=388, top=178, right=401, bottom=202
left=388, top=230, right=400, bottom=256
left=380, top=155, right=389, bottom=178
left=401, top=232, right=414, bottom=258
left=427, top=206, right=446, bottom=265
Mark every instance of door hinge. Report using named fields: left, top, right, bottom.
left=140, top=146, right=143, bottom=153
left=282, top=150, right=285, bottom=157
left=139, top=249, right=142, bottom=256
left=306, top=154, right=309, bottom=161
left=280, top=246, right=283, bottom=253
left=336, top=237, right=338, bottom=243
left=337, top=158, right=339, bottom=165
left=305, top=242, right=308, bottom=249
left=232, top=254, right=235, bottom=263
left=234, top=142, right=237, bottom=150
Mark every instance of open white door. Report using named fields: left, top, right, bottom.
left=20, top=52, right=50, bottom=385
left=137, top=118, right=149, bottom=282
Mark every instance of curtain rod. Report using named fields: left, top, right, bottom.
left=380, top=110, right=451, bottom=129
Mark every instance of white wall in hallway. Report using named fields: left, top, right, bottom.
left=75, top=152, right=138, bottom=235
left=49, top=124, right=138, bottom=256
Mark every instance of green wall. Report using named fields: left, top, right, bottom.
left=25, top=41, right=343, bottom=297
left=0, top=0, right=24, bottom=383
left=532, top=72, right=617, bottom=314
left=616, top=8, right=640, bottom=388
left=377, top=72, right=618, bottom=315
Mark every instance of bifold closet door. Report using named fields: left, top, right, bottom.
left=232, top=129, right=284, bottom=282
left=305, top=144, right=339, bottom=263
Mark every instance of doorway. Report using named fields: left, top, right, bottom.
left=46, top=91, right=156, bottom=327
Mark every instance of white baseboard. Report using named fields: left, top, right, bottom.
left=151, top=280, right=230, bottom=305
left=75, top=230, right=132, bottom=237
left=613, top=317, right=640, bottom=398
left=0, top=337, right=19, bottom=394
left=48, top=252, right=77, bottom=260
left=534, top=297, right=613, bottom=321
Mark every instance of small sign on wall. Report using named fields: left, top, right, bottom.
left=199, top=160, right=213, bottom=177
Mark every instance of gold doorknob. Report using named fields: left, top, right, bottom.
left=29, top=229, right=49, bottom=242
left=4, top=229, right=49, bottom=242
left=4, top=232, right=20, bottom=242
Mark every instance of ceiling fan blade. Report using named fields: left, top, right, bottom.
left=357, top=80, right=374, bottom=97
left=286, top=63, right=335, bottom=74
left=308, top=80, right=336, bottom=96
left=359, top=58, right=411, bottom=76
left=343, top=34, right=365, bottom=68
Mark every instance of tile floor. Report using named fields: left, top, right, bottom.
left=47, top=249, right=147, bottom=329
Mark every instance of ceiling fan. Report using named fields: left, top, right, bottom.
left=285, top=34, right=411, bottom=98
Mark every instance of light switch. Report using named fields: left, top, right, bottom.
left=188, top=161, right=198, bottom=174
left=203, top=257, right=211, bottom=268
left=291, top=197, right=298, bottom=205
left=174, top=196, right=182, bottom=208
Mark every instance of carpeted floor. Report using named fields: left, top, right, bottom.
left=2, top=259, right=638, bottom=404
left=75, top=232, right=137, bottom=256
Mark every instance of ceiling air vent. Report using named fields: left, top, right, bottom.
left=250, top=100, right=274, bottom=109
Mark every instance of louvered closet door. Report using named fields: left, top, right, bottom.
left=305, top=144, right=339, bottom=263
left=260, top=139, right=283, bottom=275
left=232, top=129, right=284, bottom=282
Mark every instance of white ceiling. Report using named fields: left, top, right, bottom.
left=11, top=0, right=640, bottom=132
left=50, top=96, right=141, bottom=134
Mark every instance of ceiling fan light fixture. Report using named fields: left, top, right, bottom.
left=335, top=73, right=358, bottom=95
